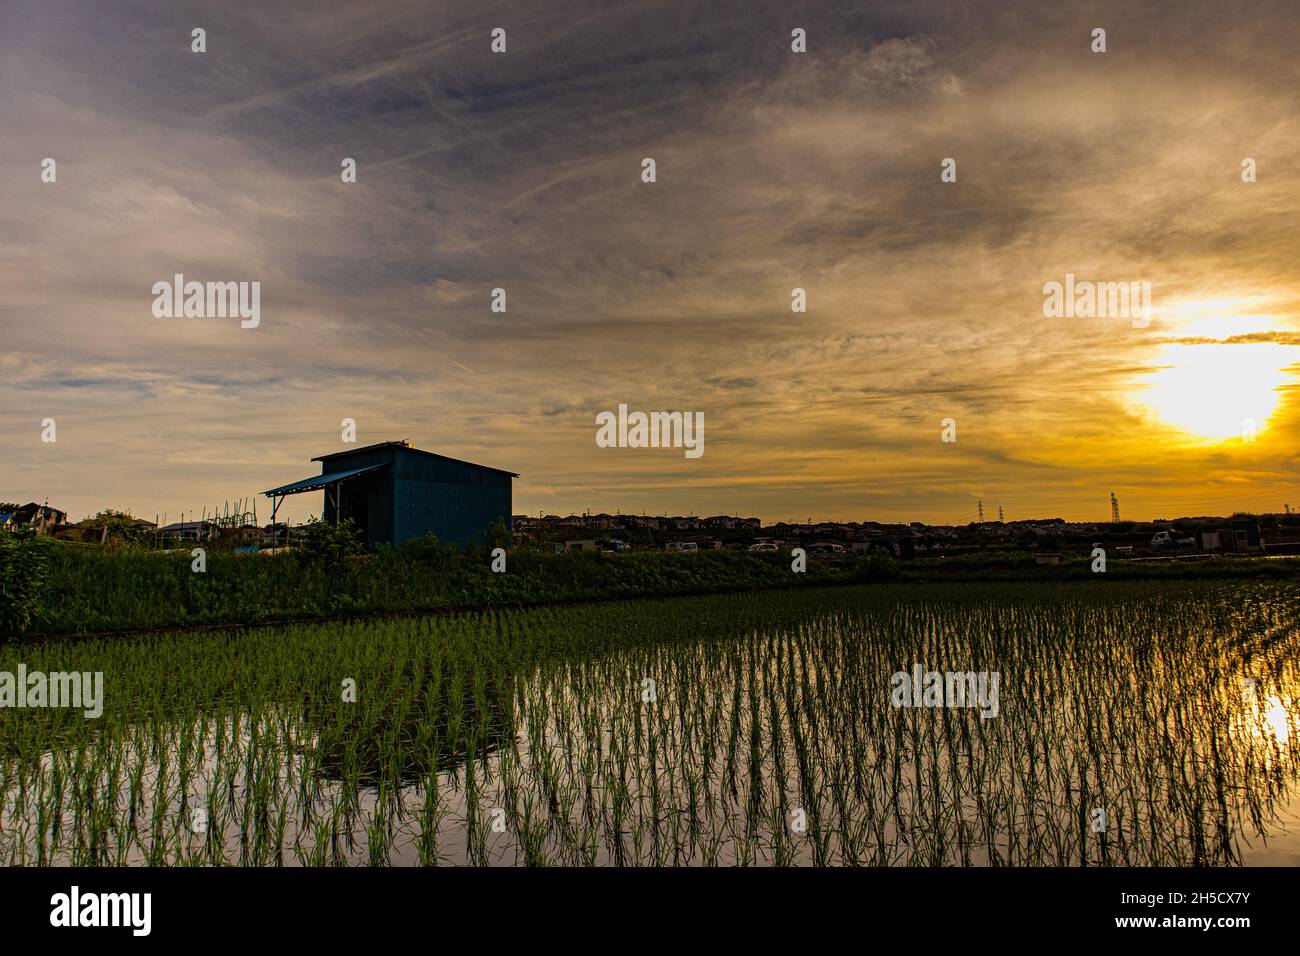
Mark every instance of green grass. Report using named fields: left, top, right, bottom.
left=16, top=543, right=897, bottom=637
left=1, top=579, right=1297, bottom=866
left=10, top=535, right=1297, bottom=639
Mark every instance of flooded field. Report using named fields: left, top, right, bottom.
left=2, top=581, right=1298, bottom=866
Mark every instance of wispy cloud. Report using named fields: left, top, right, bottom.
left=2, top=0, right=1298, bottom=522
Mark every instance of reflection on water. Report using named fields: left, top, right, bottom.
left=1262, top=697, right=1290, bottom=745
left=2, top=582, right=1298, bottom=866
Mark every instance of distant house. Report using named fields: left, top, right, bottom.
left=1229, top=520, right=1265, bottom=553
left=1197, top=530, right=1223, bottom=551
left=702, top=515, right=761, bottom=530
left=161, top=520, right=213, bottom=541
left=624, top=515, right=664, bottom=529
left=9, top=503, right=68, bottom=533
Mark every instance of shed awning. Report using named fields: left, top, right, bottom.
left=261, top=463, right=388, bottom=497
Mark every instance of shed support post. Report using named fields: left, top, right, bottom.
left=270, top=495, right=281, bottom=548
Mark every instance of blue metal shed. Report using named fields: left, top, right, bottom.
left=262, top=440, right=516, bottom=548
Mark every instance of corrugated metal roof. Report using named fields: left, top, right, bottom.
left=312, top=441, right=411, bottom=461
left=261, top=463, right=389, bottom=497
left=312, top=441, right=519, bottom=477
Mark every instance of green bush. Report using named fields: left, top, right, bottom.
left=299, top=518, right=364, bottom=564
left=0, top=529, right=52, bottom=638
left=852, top=550, right=900, bottom=582
left=398, top=531, right=459, bottom=565
left=483, top=517, right=511, bottom=551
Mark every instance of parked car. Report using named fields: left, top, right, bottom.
left=808, top=542, right=846, bottom=556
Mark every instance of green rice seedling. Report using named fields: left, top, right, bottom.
left=1, top=580, right=1298, bottom=866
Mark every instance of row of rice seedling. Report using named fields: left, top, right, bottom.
left=1, top=580, right=1296, bottom=865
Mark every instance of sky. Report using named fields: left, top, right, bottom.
left=2, top=0, right=1298, bottom=526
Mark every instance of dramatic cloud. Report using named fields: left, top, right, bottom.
left=2, top=0, right=1297, bottom=523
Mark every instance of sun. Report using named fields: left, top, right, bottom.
left=1137, top=342, right=1289, bottom=440
left=1132, top=300, right=1296, bottom=442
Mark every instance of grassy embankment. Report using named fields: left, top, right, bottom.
left=3, top=528, right=1298, bottom=639
left=5, top=537, right=894, bottom=637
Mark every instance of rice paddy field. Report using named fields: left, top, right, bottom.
left=2, top=579, right=1298, bottom=866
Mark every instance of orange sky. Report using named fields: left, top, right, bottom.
left=2, top=1, right=1298, bottom=525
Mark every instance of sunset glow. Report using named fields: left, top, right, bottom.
left=1136, top=343, right=1293, bottom=441
left=2, top=3, right=1299, bottom=524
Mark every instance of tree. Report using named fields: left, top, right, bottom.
left=82, top=509, right=147, bottom=543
